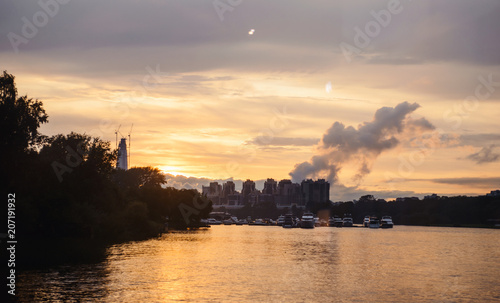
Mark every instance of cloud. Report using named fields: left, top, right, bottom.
left=466, top=145, right=500, bottom=164
left=289, top=101, right=435, bottom=184
left=248, top=136, right=320, bottom=146
left=460, top=134, right=500, bottom=146
left=164, top=174, right=238, bottom=191
left=163, top=174, right=272, bottom=192
left=331, top=183, right=424, bottom=202
left=2, top=1, right=500, bottom=68
left=429, top=177, right=500, bottom=188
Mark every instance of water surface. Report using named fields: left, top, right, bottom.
left=18, top=226, right=500, bottom=302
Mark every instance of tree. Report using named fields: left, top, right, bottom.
left=113, top=166, right=166, bottom=191
left=0, top=71, right=48, bottom=191
left=39, top=132, right=117, bottom=184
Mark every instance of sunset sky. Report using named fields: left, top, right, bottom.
left=2, top=0, right=499, bottom=201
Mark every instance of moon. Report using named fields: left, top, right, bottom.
left=325, top=81, right=332, bottom=93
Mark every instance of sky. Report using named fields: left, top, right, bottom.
left=1, top=0, right=500, bottom=201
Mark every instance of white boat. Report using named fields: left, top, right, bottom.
left=329, top=216, right=343, bottom=227
left=207, top=218, right=222, bottom=225
left=283, top=214, right=294, bottom=228
left=277, top=215, right=285, bottom=226
left=342, top=216, right=353, bottom=227
left=235, top=219, right=247, bottom=225
left=301, top=212, right=315, bottom=228
left=328, top=217, right=335, bottom=227
left=250, top=218, right=267, bottom=226
left=380, top=216, right=394, bottom=228
left=363, top=216, right=370, bottom=227
left=369, top=217, right=380, bottom=229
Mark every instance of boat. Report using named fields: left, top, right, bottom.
left=380, top=216, right=394, bottom=228
left=250, top=218, right=267, bottom=226
left=314, top=217, right=321, bottom=227
left=199, top=219, right=210, bottom=227
left=223, top=219, right=233, bottom=225
left=330, top=216, right=344, bottom=227
left=293, top=217, right=301, bottom=228
left=369, top=217, right=380, bottom=229
left=266, top=218, right=277, bottom=225
left=342, top=216, right=353, bottom=227
left=283, top=214, right=294, bottom=228
left=301, top=212, right=315, bottom=228
left=207, top=218, right=222, bottom=225
left=363, top=216, right=370, bottom=227
left=328, top=217, right=335, bottom=227
left=277, top=215, right=285, bottom=226
left=236, top=219, right=246, bottom=225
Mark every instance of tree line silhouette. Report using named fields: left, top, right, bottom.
left=0, top=71, right=212, bottom=267
left=214, top=193, right=500, bottom=227
left=328, top=195, right=500, bottom=227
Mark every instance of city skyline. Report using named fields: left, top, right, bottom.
left=2, top=1, right=499, bottom=201
left=202, top=178, right=329, bottom=207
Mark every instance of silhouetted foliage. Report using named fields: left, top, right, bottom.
left=0, top=71, right=48, bottom=192
left=2, top=72, right=212, bottom=268
left=328, top=195, right=500, bottom=226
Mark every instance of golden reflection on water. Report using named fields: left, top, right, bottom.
left=100, top=226, right=500, bottom=302
left=18, top=226, right=500, bottom=302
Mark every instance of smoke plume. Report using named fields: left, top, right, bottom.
left=289, top=101, right=434, bottom=184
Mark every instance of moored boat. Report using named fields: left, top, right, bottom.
left=277, top=215, right=285, bottom=226
left=380, top=216, right=394, bottom=228
left=329, top=216, right=343, bottom=227
left=207, top=218, right=222, bottom=225
left=283, top=214, right=294, bottom=228
left=363, top=216, right=370, bottom=227
left=235, top=219, right=247, bottom=225
left=300, top=212, right=315, bottom=228
left=250, top=218, right=267, bottom=226
left=369, top=217, right=380, bottom=229
left=343, top=216, right=353, bottom=227
left=314, top=217, right=321, bottom=227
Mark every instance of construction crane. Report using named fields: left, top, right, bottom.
left=114, top=124, right=121, bottom=150
left=128, top=123, right=133, bottom=168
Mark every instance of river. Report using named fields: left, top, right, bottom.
left=17, top=226, right=500, bottom=302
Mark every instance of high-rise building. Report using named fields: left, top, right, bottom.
left=202, top=182, right=223, bottom=204
left=278, top=179, right=292, bottom=195
left=301, top=179, right=330, bottom=209
left=242, top=179, right=256, bottom=197
left=222, top=181, right=236, bottom=197
left=276, top=179, right=303, bottom=206
left=263, top=178, right=278, bottom=195
left=205, top=178, right=329, bottom=209
left=117, top=138, right=128, bottom=170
